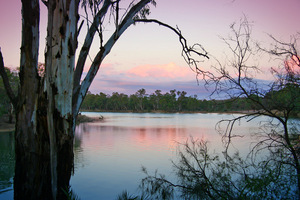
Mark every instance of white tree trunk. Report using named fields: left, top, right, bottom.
left=45, top=0, right=79, bottom=198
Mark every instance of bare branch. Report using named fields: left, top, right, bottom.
left=73, top=0, right=153, bottom=115
left=77, top=20, right=84, bottom=35
left=134, top=19, right=209, bottom=60
left=0, top=49, right=17, bottom=108
left=114, top=0, right=120, bottom=38
left=73, top=0, right=112, bottom=94
left=134, top=18, right=214, bottom=81
left=259, top=34, right=300, bottom=72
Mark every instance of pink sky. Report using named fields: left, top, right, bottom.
left=0, top=0, right=299, bottom=98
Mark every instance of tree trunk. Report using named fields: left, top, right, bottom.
left=13, top=0, right=51, bottom=199
left=14, top=0, right=79, bottom=199
left=45, top=0, right=79, bottom=199
left=8, top=103, right=13, bottom=123
left=14, top=94, right=53, bottom=200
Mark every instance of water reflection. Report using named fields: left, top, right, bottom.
left=0, top=112, right=266, bottom=199
left=0, top=131, right=14, bottom=198
left=71, top=112, right=232, bottom=199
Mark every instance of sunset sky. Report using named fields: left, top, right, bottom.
left=0, top=0, right=299, bottom=98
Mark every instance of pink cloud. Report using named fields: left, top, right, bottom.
left=87, top=62, right=212, bottom=97
left=127, top=62, right=195, bottom=80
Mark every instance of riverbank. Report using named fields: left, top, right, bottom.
left=1, top=110, right=298, bottom=133
left=0, top=113, right=104, bottom=133
left=76, top=113, right=104, bottom=123
left=80, top=109, right=300, bottom=118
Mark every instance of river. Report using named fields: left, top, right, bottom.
left=0, top=112, right=274, bottom=199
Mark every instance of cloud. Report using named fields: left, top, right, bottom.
left=84, top=62, right=260, bottom=99
left=126, top=62, right=195, bottom=81
left=89, top=77, right=210, bottom=98
left=88, top=77, right=212, bottom=99
left=83, top=61, right=275, bottom=99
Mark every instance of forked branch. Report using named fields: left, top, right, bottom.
left=73, top=0, right=113, bottom=93
left=134, top=19, right=212, bottom=79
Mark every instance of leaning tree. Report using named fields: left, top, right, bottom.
left=0, top=0, right=208, bottom=199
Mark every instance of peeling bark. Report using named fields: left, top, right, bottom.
left=14, top=1, right=49, bottom=199
left=13, top=0, right=79, bottom=199
left=45, top=0, right=79, bottom=199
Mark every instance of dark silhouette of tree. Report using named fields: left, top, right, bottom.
left=134, top=18, right=300, bottom=199
left=139, top=137, right=296, bottom=200
left=211, top=19, right=300, bottom=197
left=0, top=67, right=18, bottom=122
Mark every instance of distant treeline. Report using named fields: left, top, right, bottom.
left=81, top=88, right=296, bottom=113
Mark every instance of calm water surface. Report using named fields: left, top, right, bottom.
left=0, top=112, right=263, bottom=199
left=70, top=112, right=259, bottom=199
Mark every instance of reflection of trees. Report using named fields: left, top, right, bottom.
left=77, top=123, right=188, bottom=141
left=74, top=119, right=223, bottom=154
left=140, top=137, right=297, bottom=200
left=0, top=132, right=14, bottom=192
left=73, top=124, right=85, bottom=170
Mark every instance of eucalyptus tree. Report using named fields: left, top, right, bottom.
left=136, top=88, right=147, bottom=111
left=0, top=0, right=208, bottom=199
left=177, top=90, right=187, bottom=111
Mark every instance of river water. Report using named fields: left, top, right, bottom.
left=0, top=112, right=270, bottom=199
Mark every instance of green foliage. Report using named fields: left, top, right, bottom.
left=133, top=0, right=156, bottom=20
left=263, top=83, right=300, bottom=115
left=80, top=88, right=293, bottom=114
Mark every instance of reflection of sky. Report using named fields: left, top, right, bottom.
left=71, top=112, right=263, bottom=199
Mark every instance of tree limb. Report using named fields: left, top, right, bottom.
left=134, top=19, right=210, bottom=74
left=0, top=49, right=17, bottom=108
left=41, top=0, right=48, bottom=7
left=73, top=0, right=112, bottom=94
left=73, top=0, right=153, bottom=115
left=73, top=0, right=211, bottom=115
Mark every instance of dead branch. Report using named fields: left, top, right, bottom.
left=134, top=19, right=212, bottom=80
